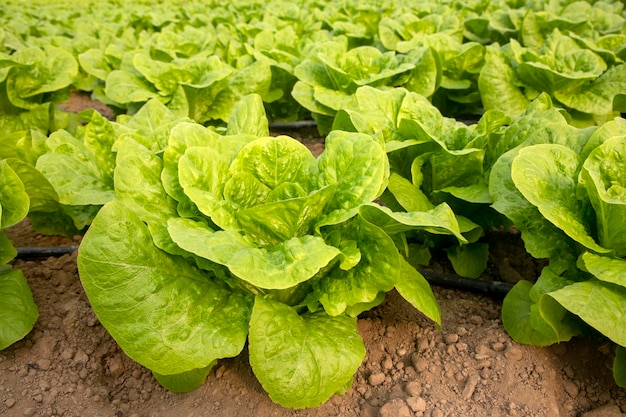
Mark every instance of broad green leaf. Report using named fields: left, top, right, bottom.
left=162, top=122, right=229, bottom=218
left=579, top=136, right=626, bottom=256
left=578, top=252, right=626, bottom=289
left=0, top=131, right=23, bottom=160
left=114, top=137, right=178, bottom=225
left=6, top=46, right=77, bottom=109
left=28, top=206, right=96, bottom=238
left=555, top=64, right=626, bottom=115
left=502, top=276, right=580, bottom=347
left=4, top=158, right=59, bottom=213
left=517, top=46, right=606, bottom=94
left=206, top=59, right=272, bottom=122
left=222, top=172, right=271, bottom=213
left=153, top=362, right=216, bottom=393
left=167, top=218, right=340, bottom=290
left=248, top=297, right=365, bottom=408
left=230, top=136, right=318, bottom=192
left=36, top=130, right=114, bottom=206
left=78, top=200, right=252, bottom=375
left=0, top=266, right=38, bottom=350
left=0, top=233, right=16, bottom=265
left=133, top=52, right=179, bottom=96
left=0, top=161, right=29, bottom=228
left=549, top=279, right=626, bottom=346
left=490, top=149, right=577, bottom=260
left=359, top=203, right=467, bottom=244
left=478, top=45, right=530, bottom=118
left=114, top=137, right=180, bottom=253
left=395, top=257, right=440, bottom=327
left=580, top=118, right=626, bottom=161
left=78, top=49, right=111, bottom=81
left=83, top=110, right=117, bottom=179
left=235, top=186, right=336, bottom=246
left=512, top=144, right=608, bottom=254
left=104, top=70, right=158, bottom=104
left=445, top=243, right=489, bottom=279
left=440, top=179, right=493, bottom=204
left=178, top=146, right=235, bottom=229
left=403, top=46, right=439, bottom=98
left=226, top=94, right=269, bottom=137
left=120, top=99, right=184, bottom=152
left=331, top=86, right=406, bottom=142
left=317, top=131, right=388, bottom=227
left=312, top=84, right=358, bottom=114
left=430, top=148, right=485, bottom=191
left=387, top=172, right=433, bottom=212
left=291, top=81, right=337, bottom=117
left=315, top=215, right=399, bottom=317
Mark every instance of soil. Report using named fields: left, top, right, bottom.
left=1, top=93, right=625, bottom=417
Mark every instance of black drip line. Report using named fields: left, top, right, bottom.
left=15, top=245, right=514, bottom=297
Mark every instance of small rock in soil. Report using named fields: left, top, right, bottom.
left=504, top=346, right=523, bottom=361
left=379, top=398, right=411, bottom=417
left=405, top=380, right=422, bottom=397
left=368, top=371, right=386, bottom=386
left=36, top=358, right=51, bottom=370
left=580, top=403, right=626, bottom=417
left=462, top=374, right=481, bottom=400
left=564, top=380, right=579, bottom=398
left=406, top=396, right=427, bottom=413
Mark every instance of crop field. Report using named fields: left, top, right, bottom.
left=0, top=0, right=625, bottom=416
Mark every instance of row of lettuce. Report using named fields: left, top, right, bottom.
left=1, top=0, right=626, bottom=138
left=1, top=89, right=625, bottom=406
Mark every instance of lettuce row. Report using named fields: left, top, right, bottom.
left=2, top=0, right=625, bottom=136
left=0, top=100, right=190, bottom=238
left=76, top=95, right=451, bottom=407
left=330, top=86, right=626, bottom=387
left=479, top=29, right=626, bottom=125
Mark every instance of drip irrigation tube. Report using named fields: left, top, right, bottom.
left=16, top=246, right=79, bottom=259
left=418, top=268, right=513, bottom=298
left=268, top=120, right=318, bottom=130
left=14, top=245, right=514, bottom=297
left=267, top=118, right=480, bottom=131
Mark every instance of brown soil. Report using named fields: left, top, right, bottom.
left=1, top=94, right=624, bottom=417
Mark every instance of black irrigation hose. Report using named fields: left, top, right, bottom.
left=14, top=245, right=514, bottom=297
left=269, top=120, right=318, bottom=130
left=419, top=268, right=514, bottom=298
left=15, top=246, right=79, bottom=259
left=267, top=118, right=481, bottom=131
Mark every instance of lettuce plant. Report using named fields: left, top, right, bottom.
left=0, top=45, right=78, bottom=136
left=479, top=29, right=626, bottom=125
left=76, top=95, right=443, bottom=407
left=489, top=103, right=626, bottom=387
left=378, top=11, right=485, bottom=115
left=1, top=99, right=187, bottom=238
left=292, top=38, right=439, bottom=134
left=0, top=160, right=38, bottom=350
left=332, top=86, right=512, bottom=278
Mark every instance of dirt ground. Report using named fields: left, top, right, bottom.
left=1, top=95, right=625, bottom=417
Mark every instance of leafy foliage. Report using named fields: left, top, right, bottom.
left=2, top=0, right=626, bottom=398
left=77, top=95, right=443, bottom=406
